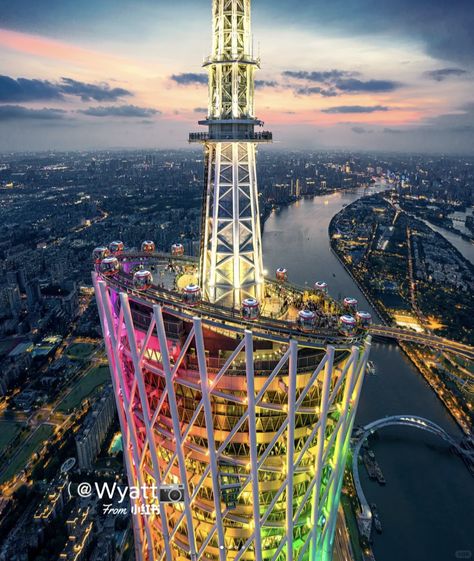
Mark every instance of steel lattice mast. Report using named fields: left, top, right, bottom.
left=190, top=0, right=272, bottom=307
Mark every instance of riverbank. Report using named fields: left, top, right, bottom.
left=329, top=199, right=472, bottom=436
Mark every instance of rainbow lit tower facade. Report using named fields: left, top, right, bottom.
left=190, top=0, right=271, bottom=307
left=93, top=1, right=372, bottom=561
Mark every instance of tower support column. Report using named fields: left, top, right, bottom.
left=201, top=141, right=264, bottom=306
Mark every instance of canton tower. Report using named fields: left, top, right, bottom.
left=93, top=1, right=372, bottom=560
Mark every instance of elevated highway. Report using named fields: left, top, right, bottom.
left=369, top=325, right=474, bottom=362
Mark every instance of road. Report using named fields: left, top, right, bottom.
left=369, top=325, right=474, bottom=362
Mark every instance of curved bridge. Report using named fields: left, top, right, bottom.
left=351, top=415, right=472, bottom=538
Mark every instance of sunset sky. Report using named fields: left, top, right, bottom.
left=0, top=0, right=473, bottom=153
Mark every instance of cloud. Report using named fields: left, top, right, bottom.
left=171, top=73, right=207, bottom=86
left=1, top=0, right=472, bottom=68
left=335, top=79, right=401, bottom=93
left=59, top=78, right=131, bottom=101
left=0, top=75, right=132, bottom=103
left=283, top=69, right=402, bottom=96
left=193, top=107, right=207, bottom=113
left=78, top=104, right=160, bottom=117
left=259, top=0, right=474, bottom=67
left=255, top=80, right=279, bottom=89
left=283, top=70, right=357, bottom=82
left=423, top=68, right=468, bottom=81
left=352, top=126, right=373, bottom=134
left=295, top=86, right=338, bottom=97
left=322, top=105, right=390, bottom=114
left=0, top=105, right=67, bottom=121
left=0, top=75, right=63, bottom=102
left=383, top=127, right=405, bottom=134
left=419, top=104, right=474, bottom=134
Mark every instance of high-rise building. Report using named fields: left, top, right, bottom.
left=93, top=2, right=371, bottom=560
left=75, top=385, right=116, bottom=471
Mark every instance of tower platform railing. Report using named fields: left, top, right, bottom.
left=189, top=131, right=273, bottom=143
left=203, top=54, right=260, bottom=67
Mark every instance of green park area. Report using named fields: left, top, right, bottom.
left=66, top=342, right=96, bottom=360
left=0, top=421, right=24, bottom=455
left=57, top=365, right=111, bottom=413
left=0, top=424, right=54, bottom=484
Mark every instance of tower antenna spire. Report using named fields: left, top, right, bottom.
left=190, top=0, right=272, bottom=307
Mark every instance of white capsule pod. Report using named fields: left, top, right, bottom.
left=339, top=315, right=357, bottom=336
left=183, top=284, right=202, bottom=306
left=171, top=243, right=184, bottom=257
left=141, top=240, right=155, bottom=253
left=109, top=241, right=124, bottom=254
left=92, top=246, right=110, bottom=263
left=100, top=257, right=120, bottom=277
left=133, top=270, right=153, bottom=290
left=298, top=309, right=316, bottom=332
left=314, top=281, right=328, bottom=293
left=276, top=268, right=288, bottom=282
left=356, top=311, right=372, bottom=328
left=343, top=297, right=358, bottom=310
left=242, top=298, right=260, bottom=321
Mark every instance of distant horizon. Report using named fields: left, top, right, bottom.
left=2, top=146, right=474, bottom=159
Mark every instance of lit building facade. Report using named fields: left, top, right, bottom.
left=93, top=1, right=371, bottom=560
left=75, top=384, right=116, bottom=471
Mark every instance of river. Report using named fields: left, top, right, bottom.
left=262, top=186, right=474, bottom=561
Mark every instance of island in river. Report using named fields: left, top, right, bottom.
left=329, top=191, right=474, bottom=433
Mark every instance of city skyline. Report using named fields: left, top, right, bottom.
left=1, top=0, right=473, bottom=154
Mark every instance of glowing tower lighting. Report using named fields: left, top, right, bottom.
left=190, top=0, right=272, bottom=307
left=93, top=1, right=372, bottom=561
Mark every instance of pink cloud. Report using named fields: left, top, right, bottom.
left=0, top=28, right=138, bottom=75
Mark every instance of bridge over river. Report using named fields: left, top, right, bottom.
left=351, top=415, right=474, bottom=541
left=368, top=326, right=474, bottom=362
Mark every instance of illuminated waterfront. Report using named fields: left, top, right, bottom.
left=263, top=187, right=474, bottom=561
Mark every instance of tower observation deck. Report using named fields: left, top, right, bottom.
left=93, top=1, right=372, bottom=561
left=190, top=0, right=272, bottom=308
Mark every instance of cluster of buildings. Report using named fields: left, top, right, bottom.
left=0, top=150, right=400, bottom=404
left=412, top=230, right=472, bottom=288
left=0, top=382, right=125, bottom=561
left=1, top=476, right=122, bottom=561
left=331, top=192, right=474, bottom=341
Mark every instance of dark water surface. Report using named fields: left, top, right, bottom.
left=262, top=188, right=474, bottom=561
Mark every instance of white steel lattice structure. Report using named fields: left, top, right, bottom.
left=190, top=0, right=271, bottom=307
left=93, top=273, right=371, bottom=561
